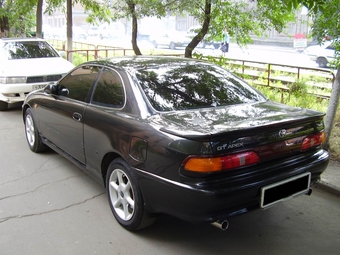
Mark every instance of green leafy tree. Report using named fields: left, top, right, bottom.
left=0, top=0, right=36, bottom=37
left=185, top=0, right=296, bottom=58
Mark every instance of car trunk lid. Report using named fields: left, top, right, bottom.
left=153, top=101, right=325, bottom=159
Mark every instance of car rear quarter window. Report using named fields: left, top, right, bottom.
left=57, top=65, right=101, bottom=102
left=3, top=41, right=59, bottom=59
left=91, top=68, right=125, bottom=108
left=136, top=62, right=266, bottom=111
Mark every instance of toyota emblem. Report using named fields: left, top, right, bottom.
left=279, top=129, right=287, bottom=138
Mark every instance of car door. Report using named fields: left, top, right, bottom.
left=157, top=34, right=170, bottom=46
left=83, top=67, right=126, bottom=172
left=325, top=43, right=335, bottom=61
left=38, top=65, right=102, bottom=164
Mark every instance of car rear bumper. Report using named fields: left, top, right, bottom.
left=135, top=149, right=329, bottom=223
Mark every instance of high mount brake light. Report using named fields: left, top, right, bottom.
left=301, top=132, right=325, bottom=151
left=183, top=151, right=260, bottom=173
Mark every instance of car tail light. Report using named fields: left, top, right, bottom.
left=301, top=132, right=325, bottom=151
left=183, top=151, right=260, bottom=173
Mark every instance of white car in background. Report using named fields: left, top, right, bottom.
left=0, top=38, right=75, bottom=111
left=150, top=31, right=192, bottom=50
left=97, top=22, right=125, bottom=40
left=187, top=26, right=220, bottom=49
left=305, top=40, right=336, bottom=68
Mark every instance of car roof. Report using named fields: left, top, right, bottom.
left=84, top=56, right=212, bottom=71
left=0, top=37, right=46, bottom=42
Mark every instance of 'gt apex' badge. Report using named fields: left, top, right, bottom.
left=279, top=129, right=287, bottom=138
left=217, top=142, right=244, bottom=151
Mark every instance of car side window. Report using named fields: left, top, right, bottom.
left=58, top=65, right=101, bottom=102
left=91, top=68, right=125, bottom=108
left=327, top=44, right=335, bottom=50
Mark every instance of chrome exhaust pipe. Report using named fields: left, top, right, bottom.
left=211, top=220, right=229, bottom=230
left=306, top=189, right=312, bottom=196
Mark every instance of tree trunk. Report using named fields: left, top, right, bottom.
left=324, top=66, right=340, bottom=147
left=36, top=0, right=43, bottom=38
left=0, top=16, right=9, bottom=38
left=0, top=1, right=9, bottom=37
left=184, top=0, right=211, bottom=58
left=67, top=0, right=73, bottom=62
left=128, top=1, right=141, bottom=55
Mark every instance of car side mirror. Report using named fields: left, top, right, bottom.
left=44, top=83, right=58, bottom=94
left=59, top=87, right=69, bottom=97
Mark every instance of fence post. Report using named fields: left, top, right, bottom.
left=94, top=45, right=98, bottom=59
left=267, top=64, right=271, bottom=86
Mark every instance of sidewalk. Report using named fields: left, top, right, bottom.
left=316, top=160, right=340, bottom=196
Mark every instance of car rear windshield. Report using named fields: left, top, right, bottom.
left=136, top=61, right=266, bottom=111
left=2, top=41, right=59, bottom=60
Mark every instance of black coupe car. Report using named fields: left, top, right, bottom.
left=23, top=56, right=329, bottom=231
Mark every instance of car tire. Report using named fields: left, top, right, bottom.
left=317, top=57, right=328, bottom=68
left=24, top=108, right=48, bottom=153
left=0, top=101, right=8, bottom=111
left=106, top=158, right=156, bottom=231
left=169, top=42, right=176, bottom=50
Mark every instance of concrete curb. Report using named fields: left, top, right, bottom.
left=315, top=181, right=340, bottom=197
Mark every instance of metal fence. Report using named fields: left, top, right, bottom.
left=198, top=56, right=335, bottom=101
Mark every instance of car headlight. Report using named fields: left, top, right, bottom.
left=0, top=77, right=27, bottom=84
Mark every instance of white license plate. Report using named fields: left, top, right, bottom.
left=32, top=84, right=46, bottom=91
left=260, top=172, right=311, bottom=209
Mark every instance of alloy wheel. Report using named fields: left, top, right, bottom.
left=25, top=114, right=36, bottom=148
left=108, top=168, right=135, bottom=221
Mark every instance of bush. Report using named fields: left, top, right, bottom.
left=289, top=80, right=308, bottom=95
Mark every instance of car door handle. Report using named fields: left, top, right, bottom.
left=72, top=112, right=82, bottom=122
